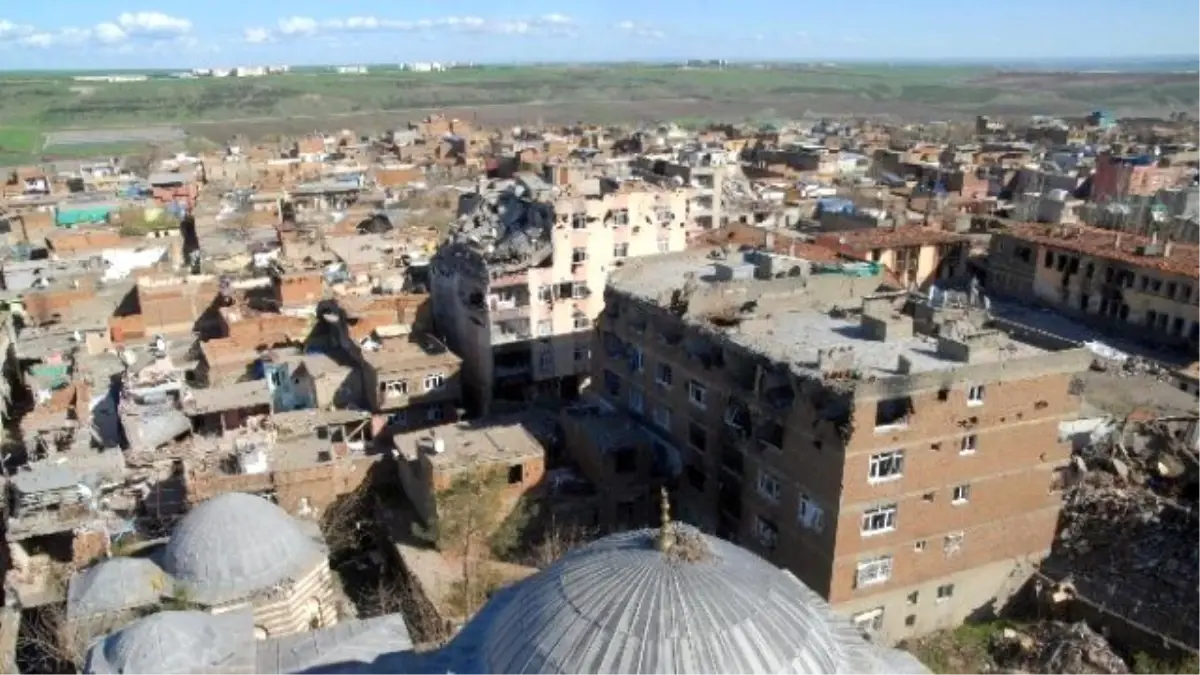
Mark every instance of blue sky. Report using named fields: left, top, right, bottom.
left=0, top=0, right=1197, bottom=69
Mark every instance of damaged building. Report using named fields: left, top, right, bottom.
left=431, top=173, right=697, bottom=413
left=591, top=245, right=1093, bottom=644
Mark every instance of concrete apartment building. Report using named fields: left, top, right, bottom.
left=987, top=223, right=1199, bottom=350
left=591, top=247, right=1091, bottom=643
left=431, top=173, right=695, bottom=413
left=630, top=148, right=746, bottom=230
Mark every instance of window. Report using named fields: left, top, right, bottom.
left=508, top=464, right=524, bottom=484
left=382, top=379, right=408, bottom=398
left=1183, top=285, right=1193, bottom=302
left=936, top=584, right=955, bottom=602
left=757, top=470, right=782, bottom=503
left=1167, top=282, right=1177, bottom=298
left=868, top=450, right=905, bottom=482
left=855, top=555, right=893, bottom=588
left=686, top=464, right=705, bottom=490
left=944, top=532, right=964, bottom=556
left=539, top=351, right=553, bottom=370
left=572, top=248, right=587, bottom=264
left=1043, top=250, right=1054, bottom=268
left=754, top=516, right=779, bottom=549
left=960, top=434, right=977, bottom=455
left=687, top=380, right=708, bottom=409
left=952, top=484, right=971, bottom=504
left=657, top=238, right=671, bottom=253
left=655, top=362, right=673, bottom=388
left=852, top=608, right=885, bottom=635
left=628, top=346, right=644, bottom=372
left=603, top=369, right=620, bottom=397
left=614, top=447, right=637, bottom=474
left=610, top=209, right=630, bottom=225
left=861, top=504, right=897, bottom=535
left=572, top=283, right=588, bottom=299
left=688, top=422, right=707, bottom=451
left=423, top=373, right=445, bottom=391
left=907, top=591, right=920, bottom=605
left=571, top=213, right=587, bottom=229
left=905, top=615, right=916, bottom=627
left=574, top=346, right=589, bottom=363
left=875, top=396, right=911, bottom=429
left=537, top=285, right=553, bottom=303
left=652, top=405, right=671, bottom=431
left=613, top=243, right=629, bottom=258
left=797, top=495, right=825, bottom=532
left=628, top=387, right=645, bottom=415
left=913, top=539, right=927, bottom=552
left=966, top=384, right=985, bottom=406
left=573, top=316, right=591, bottom=330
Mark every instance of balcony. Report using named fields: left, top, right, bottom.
left=490, top=302, right=531, bottom=322
left=491, top=319, right=532, bottom=345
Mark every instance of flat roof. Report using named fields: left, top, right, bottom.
left=362, top=336, right=459, bottom=374
left=393, top=419, right=543, bottom=473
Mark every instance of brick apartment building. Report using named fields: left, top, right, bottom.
left=590, top=247, right=1091, bottom=643
left=1090, top=151, right=1186, bottom=202
left=987, top=223, right=1199, bottom=350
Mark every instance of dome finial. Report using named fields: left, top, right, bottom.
left=657, top=486, right=674, bottom=552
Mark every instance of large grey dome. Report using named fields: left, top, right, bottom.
left=462, top=526, right=908, bottom=674
left=86, top=610, right=254, bottom=674
left=161, top=492, right=324, bottom=605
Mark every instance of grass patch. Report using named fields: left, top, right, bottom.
left=0, top=127, right=41, bottom=164
left=907, top=620, right=1017, bottom=674
left=1132, top=652, right=1200, bottom=674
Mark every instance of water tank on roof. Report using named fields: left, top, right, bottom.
left=712, top=261, right=757, bottom=282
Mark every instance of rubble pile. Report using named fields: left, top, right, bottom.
left=991, top=622, right=1129, bottom=674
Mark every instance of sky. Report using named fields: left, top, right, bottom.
left=0, top=0, right=1197, bottom=70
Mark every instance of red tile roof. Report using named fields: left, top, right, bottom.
left=1004, top=222, right=1199, bottom=280
left=814, top=226, right=966, bottom=253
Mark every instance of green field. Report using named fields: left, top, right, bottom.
left=0, top=65, right=1194, bottom=166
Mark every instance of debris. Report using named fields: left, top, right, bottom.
left=992, top=621, right=1129, bottom=674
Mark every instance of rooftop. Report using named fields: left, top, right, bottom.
left=1003, top=222, right=1199, bottom=279
left=362, top=334, right=459, bottom=374
left=392, top=418, right=544, bottom=473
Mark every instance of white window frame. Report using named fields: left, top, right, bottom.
left=967, top=384, right=985, bottom=406
left=571, top=247, right=588, bottom=264
left=952, top=484, right=971, bottom=504
left=613, top=243, right=629, bottom=258
left=913, top=539, right=927, bottom=552
left=797, top=495, right=825, bottom=532
left=657, top=238, right=671, bottom=253
left=572, top=283, right=588, bottom=300
left=382, top=379, right=408, bottom=398
left=852, top=607, right=885, bottom=635
left=855, top=555, right=893, bottom=588
left=861, top=504, right=897, bottom=536
left=936, top=583, right=955, bottom=602
left=960, top=434, right=977, bottom=455
left=652, top=405, right=671, bottom=431
left=571, top=213, right=588, bottom=229
left=655, top=362, right=673, bottom=388
left=754, top=516, right=779, bottom=549
left=573, top=346, right=589, bottom=363
left=756, top=470, right=782, bottom=503
left=628, top=387, right=645, bottom=415
left=687, top=379, right=708, bottom=410
left=539, top=351, right=554, bottom=370
left=423, top=373, right=445, bottom=391
left=868, top=450, right=905, bottom=483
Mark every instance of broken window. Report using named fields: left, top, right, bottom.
left=797, top=495, right=825, bottom=532
left=687, top=380, right=708, bottom=409
left=952, top=484, right=971, bottom=503
left=652, top=405, right=671, bottom=431
left=423, top=373, right=445, bottom=391
left=720, top=447, right=743, bottom=476
left=609, top=209, right=629, bottom=225
left=628, top=386, right=645, bottom=415
left=756, top=469, right=782, bottom=503
left=572, top=284, right=589, bottom=299
left=537, top=285, right=553, bottom=303
left=613, top=243, right=629, bottom=258
left=571, top=213, right=587, bottom=229
left=855, top=555, right=893, bottom=588
left=573, top=316, right=590, bottom=330
left=754, top=516, right=779, bottom=550
left=960, top=434, right=978, bottom=455
left=614, top=447, right=637, bottom=474
left=868, top=450, right=905, bottom=482
left=936, top=584, right=955, bottom=601
left=381, top=379, right=408, bottom=398
left=655, top=362, right=673, bottom=388
left=861, top=504, right=897, bottom=535
left=508, top=464, right=524, bottom=484
left=874, top=396, right=912, bottom=429
left=759, top=420, right=785, bottom=449
left=724, top=398, right=751, bottom=433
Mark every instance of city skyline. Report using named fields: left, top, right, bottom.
left=0, top=0, right=1197, bottom=70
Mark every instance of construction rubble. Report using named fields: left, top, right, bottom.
left=991, top=622, right=1129, bottom=674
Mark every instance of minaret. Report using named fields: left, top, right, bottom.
left=657, top=486, right=675, bottom=553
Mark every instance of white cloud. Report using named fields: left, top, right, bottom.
left=243, top=27, right=273, bottom=44
left=270, top=14, right=576, bottom=38
left=3, top=11, right=193, bottom=49
left=615, top=20, right=665, bottom=39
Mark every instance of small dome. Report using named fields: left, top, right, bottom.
left=67, top=557, right=166, bottom=620
left=161, top=493, right=323, bottom=604
left=473, top=526, right=887, bottom=674
left=88, top=611, right=248, bottom=674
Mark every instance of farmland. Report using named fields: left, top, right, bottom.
left=0, top=64, right=1195, bottom=165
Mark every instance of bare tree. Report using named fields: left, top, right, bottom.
left=17, top=602, right=86, bottom=674
left=523, top=517, right=599, bottom=569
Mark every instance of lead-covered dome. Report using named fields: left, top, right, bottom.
left=86, top=610, right=254, bottom=674
left=161, top=492, right=324, bottom=605
left=464, top=525, right=900, bottom=674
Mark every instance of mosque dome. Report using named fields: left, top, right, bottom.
left=160, top=492, right=324, bottom=604
left=456, top=524, right=923, bottom=674
left=67, top=557, right=167, bottom=620
left=87, top=611, right=250, bottom=674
